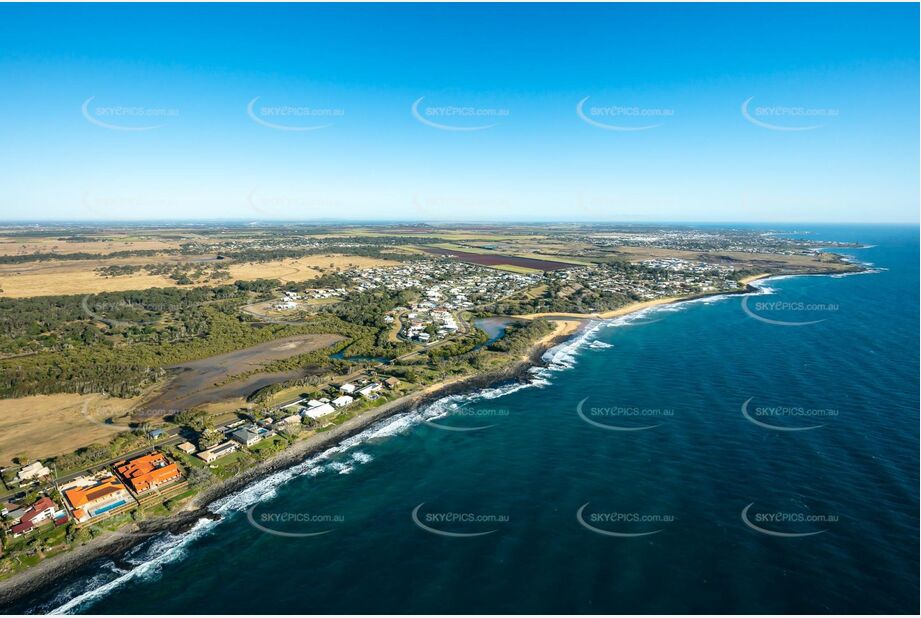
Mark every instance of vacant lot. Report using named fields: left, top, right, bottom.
left=0, top=393, right=142, bottom=464
left=0, top=254, right=400, bottom=298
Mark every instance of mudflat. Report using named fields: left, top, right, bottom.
left=137, top=334, right=344, bottom=416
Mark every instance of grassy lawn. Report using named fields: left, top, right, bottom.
left=1, top=521, right=67, bottom=554
left=263, top=385, right=317, bottom=408
left=248, top=435, right=288, bottom=455
left=204, top=450, right=255, bottom=479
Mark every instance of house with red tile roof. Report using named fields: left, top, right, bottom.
left=8, top=496, right=57, bottom=537
left=114, top=452, right=181, bottom=494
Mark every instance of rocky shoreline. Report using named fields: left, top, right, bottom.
left=1, top=264, right=859, bottom=609
left=0, top=324, right=580, bottom=611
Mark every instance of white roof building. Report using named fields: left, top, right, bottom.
left=17, top=462, right=51, bottom=482
left=332, top=395, right=354, bottom=408
left=302, top=403, right=336, bottom=419
left=339, top=383, right=357, bottom=394
left=358, top=383, right=382, bottom=398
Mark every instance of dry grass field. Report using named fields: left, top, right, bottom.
left=0, top=237, right=179, bottom=256
left=0, top=254, right=400, bottom=298
left=0, top=258, right=184, bottom=297
left=225, top=254, right=398, bottom=283
left=0, top=393, right=143, bottom=464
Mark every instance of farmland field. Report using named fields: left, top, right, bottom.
left=0, top=393, right=143, bottom=465
left=419, top=247, right=572, bottom=271
left=0, top=254, right=400, bottom=298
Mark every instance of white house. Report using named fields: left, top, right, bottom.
left=339, top=383, right=357, bottom=394
left=301, top=402, right=336, bottom=420
left=197, top=441, right=239, bottom=463
left=231, top=426, right=265, bottom=447
left=17, top=462, right=51, bottom=482
left=332, top=395, right=354, bottom=408
left=358, top=383, right=382, bottom=399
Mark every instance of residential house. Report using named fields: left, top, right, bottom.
left=16, top=461, right=51, bottom=483
left=115, top=452, right=181, bottom=494
left=358, top=383, right=382, bottom=399
left=63, top=476, right=131, bottom=523
left=9, top=497, right=57, bottom=537
left=197, top=441, right=239, bottom=463
left=331, top=395, right=354, bottom=408
left=231, top=426, right=265, bottom=447
left=301, top=402, right=336, bottom=420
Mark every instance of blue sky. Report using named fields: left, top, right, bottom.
left=0, top=3, right=917, bottom=223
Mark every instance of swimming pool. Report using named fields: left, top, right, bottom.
left=89, top=500, right=127, bottom=517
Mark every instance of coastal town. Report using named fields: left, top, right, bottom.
left=0, top=371, right=403, bottom=558
left=0, top=222, right=860, bottom=589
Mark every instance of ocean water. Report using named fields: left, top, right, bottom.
left=15, top=225, right=919, bottom=614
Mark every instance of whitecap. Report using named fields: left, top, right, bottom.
left=46, top=317, right=601, bottom=613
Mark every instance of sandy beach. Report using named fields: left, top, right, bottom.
left=513, top=274, right=775, bottom=322
left=737, top=273, right=771, bottom=286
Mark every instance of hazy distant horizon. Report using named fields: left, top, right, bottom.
left=0, top=218, right=921, bottom=226
left=0, top=218, right=918, bottom=226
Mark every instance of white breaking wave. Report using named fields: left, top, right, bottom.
left=49, top=517, right=217, bottom=614
left=536, top=320, right=605, bottom=376
left=830, top=267, right=884, bottom=278
left=45, top=259, right=882, bottom=613
left=47, top=357, right=566, bottom=613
